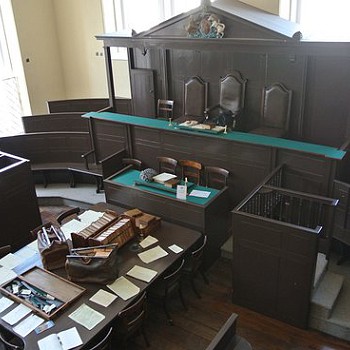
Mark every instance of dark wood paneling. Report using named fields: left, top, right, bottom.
left=232, top=214, right=318, bottom=328
left=89, top=119, right=128, bottom=162
left=0, top=153, right=41, bottom=250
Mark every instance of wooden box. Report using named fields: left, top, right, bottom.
left=71, top=210, right=135, bottom=248
left=123, top=208, right=161, bottom=237
left=0, top=266, right=85, bottom=319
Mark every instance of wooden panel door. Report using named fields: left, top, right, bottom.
left=130, top=68, right=155, bottom=117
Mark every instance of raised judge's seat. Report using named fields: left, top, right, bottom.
left=250, top=82, right=292, bottom=138
left=182, top=76, right=208, bottom=122
left=205, top=72, right=247, bottom=129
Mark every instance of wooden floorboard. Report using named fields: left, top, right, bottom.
left=40, top=206, right=350, bottom=350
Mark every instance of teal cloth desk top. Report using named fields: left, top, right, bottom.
left=110, top=169, right=220, bottom=205
left=84, top=112, right=346, bottom=160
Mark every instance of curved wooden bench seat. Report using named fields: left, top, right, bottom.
left=22, top=112, right=89, bottom=133
left=0, top=132, right=127, bottom=193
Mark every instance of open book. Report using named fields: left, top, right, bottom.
left=37, top=327, right=82, bottom=350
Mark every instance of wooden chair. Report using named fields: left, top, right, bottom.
left=0, top=327, right=24, bottom=350
left=148, top=259, right=187, bottom=325
left=250, top=82, right=292, bottom=138
left=205, top=166, right=229, bottom=189
left=87, top=327, right=113, bottom=350
left=0, top=245, right=11, bottom=259
left=178, top=159, right=203, bottom=185
left=157, top=156, right=178, bottom=174
left=56, top=207, right=81, bottom=225
left=182, top=235, right=209, bottom=298
left=157, top=99, right=174, bottom=120
left=122, top=158, right=143, bottom=170
left=113, top=292, right=149, bottom=349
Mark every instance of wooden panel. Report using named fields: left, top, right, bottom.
left=232, top=214, right=318, bottom=328
left=91, top=119, right=127, bottom=161
left=276, top=149, right=334, bottom=196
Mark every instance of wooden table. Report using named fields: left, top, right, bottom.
left=0, top=209, right=201, bottom=349
left=104, top=168, right=230, bottom=268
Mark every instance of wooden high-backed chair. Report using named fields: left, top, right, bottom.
left=250, top=82, right=292, bottom=138
left=205, top=71, right=247, bottom=129
left=183, top=76, right=208, bottom=122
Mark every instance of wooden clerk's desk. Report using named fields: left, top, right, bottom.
left=104, top=168, right=230, bottom=268
left=85, top=112, right=346, bottom=205
left=0, top=205, right=201, bottom=349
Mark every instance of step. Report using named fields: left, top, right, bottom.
left=310, top=271, right=344, bottom=319
left=313, top=252, right=328, bottom=289
left=309, top=277, right=350, bottom=341
left=221, top=235, right=233, bottom=260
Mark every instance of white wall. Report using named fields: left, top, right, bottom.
left=239, top=0, right=280, bottom=15
left=12, top=0, right=131, bottom=114
left=12, top=0, right=65, bottom=114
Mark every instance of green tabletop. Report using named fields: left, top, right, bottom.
left=84, top=112, right=346, bottom=160
left=110, top=169, right=220, bottom=205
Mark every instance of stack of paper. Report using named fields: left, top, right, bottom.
left=152, top=172, right=177, bottom=184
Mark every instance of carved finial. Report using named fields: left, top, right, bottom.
left=292, top=31, right=303, bottom=40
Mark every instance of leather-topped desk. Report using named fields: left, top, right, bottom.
left=0, top=209, right=201, bottom=349
left=104, top=168, right=230, bottom=268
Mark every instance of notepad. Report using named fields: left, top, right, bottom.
left=127, top=265, right=158, bottom=283
left=37, top=327, right=83, bottom=350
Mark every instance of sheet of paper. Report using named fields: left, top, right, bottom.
left=189, top=189, right=211, bottom=198
left=139, top=235, right=158, bottom=249
left=16, top=246, right=38, bottom=260
left=0, top=265, right=17, bottom=285
left=69, top=303, right=105, bottom=331
left=37, top=333, right=62, bottom=350
left=60, top=219, right=89, bottom=240
left=78, top=210, right=104, bottom=224
left=13, top=313, right=44, bottom=337
left=26, top=240, right=39, bottom=252
left=126, top=265, right=158, bottom=283
left=89, top=289, right=118, bottom=307
left=59, top=327, right=83, bottom=350
left=38, top=327, right=83, bottom=350
left=2, top=304, right=32, bottom=325
left=0, top=296, right=14, bottom=313
left=138, top=245, right=168, bottom=264
left=168, top=244, right=183, bottom=254
left=107, top=276, right=140, bottom=301
left=0, top=253, right=25, bottom=269
left=176, top=185, right=187, bottom=200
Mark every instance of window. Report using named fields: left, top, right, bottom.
left=281, top=0, right=350, bottom=40
left=102, top=0, right=201, bottom=59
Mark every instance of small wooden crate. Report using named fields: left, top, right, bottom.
left=123, top=209, right=161, bottom=237
left=0, top=266, right=85, bottom=320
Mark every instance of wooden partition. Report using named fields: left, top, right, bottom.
left=232, top=166, right=338, bottom=328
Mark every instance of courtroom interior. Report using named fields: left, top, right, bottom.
left=1, top=0, right=350, bottom=349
